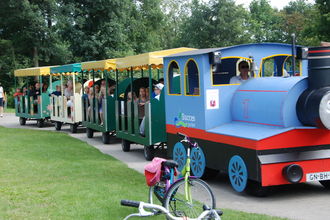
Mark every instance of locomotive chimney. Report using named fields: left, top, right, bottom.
left=297, top=46, right=330, bottom=129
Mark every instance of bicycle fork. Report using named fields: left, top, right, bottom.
left=184, top=148, right=192, bottom=204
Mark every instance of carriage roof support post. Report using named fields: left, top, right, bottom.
left=291, top=33, right=296, bottom=76
left=115, top=69, right=119, bottom=100
left=92, top=69, right=95, bottom=123
left=130, top=67, right=133, bottom=96
left=157, top=68, right=160, bottom=81
left=149, top=65, right=152, bottom=100
left=81, top=71, right=84, bottom=95
left=105, top=70, right=108, bottom=98
left=141, top=69, right=144, bottom=78
left=72, top=72, right=76, bottom=95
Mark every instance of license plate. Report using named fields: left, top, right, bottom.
left=306, top=172, right=330, bottom=182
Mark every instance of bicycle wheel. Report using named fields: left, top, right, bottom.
left=163, top=177, right=215, bottom=218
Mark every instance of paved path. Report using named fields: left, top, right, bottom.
left=1, top=113, right=330, bottom=220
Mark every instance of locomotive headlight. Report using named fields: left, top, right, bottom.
left=282, top=164, right=303, bottom=183
left=319, top=92, right=330, bottom=129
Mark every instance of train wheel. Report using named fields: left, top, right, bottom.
left=102, top=132, right=110, bottom=144
left=191, top=147, right=206, bottom=178
left=36, top=119, right=44, bottom=128
left=70, top=124, right=78, bottom=133
left=122, top=139, right=131, bottom=152
left=228, top=155, right=248, bottom=192
left=319, top=180, right=330, bottom=189
left=19, top=117, right=26, bottom=126
left=55, top=122, right=62, bottom=131
left=246, top=180, right=270, bottom=197
left=86, top=128, right=94, bottom=138
left=172, top=142, right=187, bottom=173
left=144, top=145, right=154, bottom=161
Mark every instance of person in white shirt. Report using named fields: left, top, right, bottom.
left=229, top=61, right=250, bottom=84
left=0, top=82, right=4, bottom=117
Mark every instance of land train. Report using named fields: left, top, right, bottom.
left=14, top=43, right=330, bottom=195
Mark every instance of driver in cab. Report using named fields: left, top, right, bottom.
left=230, top=61, right=250, bottom=84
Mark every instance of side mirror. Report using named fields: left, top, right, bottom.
left=209, top=51, right=222, bottom=65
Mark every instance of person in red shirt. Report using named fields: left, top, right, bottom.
left=13, top=88, right=23, bottom=111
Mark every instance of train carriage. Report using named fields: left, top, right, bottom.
left=115, top=48, right=196, bottom=160
left=164, top=43, right=330, bottom=195
left=49, top=63, right=82, bottom=133
left=81, top=59, right=118, bottom=144
left=14, top=66, right=56, bottom=127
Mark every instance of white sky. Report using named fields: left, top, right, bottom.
left=235, top=0, right=315, bottom=10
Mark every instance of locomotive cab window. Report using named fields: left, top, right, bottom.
left=212, top=57, right=251, bottom=85
left=184, top=59, right=200, bottom=96
left=168, top=61, right=181, bottom=95
left=261, top=55, right=301, bottom=77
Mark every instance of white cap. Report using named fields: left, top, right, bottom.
left=154, top=83, right=164, bottom=90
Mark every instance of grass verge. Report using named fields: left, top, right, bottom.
left=0, top=126, right=286, bottom=219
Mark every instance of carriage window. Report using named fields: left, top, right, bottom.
left=184, top=59, right=200, bottom=95
left=261, top=55, right=300, bottom=77
left=212, top=58, right=251, bottom=85
left=168, top=61, right=181, bottom=95
left=284, top=56, right=301, bottom=76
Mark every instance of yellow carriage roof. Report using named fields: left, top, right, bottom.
left=14, top=66, right=55, bottom=77
left=116, top=47, right=196, bottom=70
left=81, top=59, right=116, bottom=71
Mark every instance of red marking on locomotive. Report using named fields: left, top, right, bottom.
left=237, top=90, right=288, bottom=93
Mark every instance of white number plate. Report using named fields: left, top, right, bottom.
left=306, top=172, right=330, bottom=182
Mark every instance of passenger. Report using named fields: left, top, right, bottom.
left=154, top=83, right=164, bottom=100
left=83, top=86, right=89, bottom=100
left=229, top=61, right=250, bottom=84
left=28, top=82, right=41, bottom=114
left=23, top=87, right=28, bottom=95
left=127, top=91, right=137, bottom=102
left=138, top=87, right=147, bottom=119
left=158, top=78, right=164, bottom=84
left=145, top=87, right=150, bottom=100
left=65, top=80, right=74, bottom=118
left=13, top=88, right=23, bottom=111
left=0, top=82, right=4, bottom=117
left=42, top=83, right=48, bottom=93
left=140, top=84, right=164, bottom=136
left=99, top=80, right=106, bottom=125
left=50, top=85, right=61, bottom=96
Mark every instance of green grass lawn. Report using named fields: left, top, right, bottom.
left=0, top=126, right=286, bottom=220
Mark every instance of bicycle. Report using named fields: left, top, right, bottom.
left=122, top=132, right=220, bottom=219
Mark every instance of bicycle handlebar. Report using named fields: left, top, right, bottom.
left=121, top=200, right=140, bottom=208
left=121, top=200, right=222, bottom=220
left=177, top=132, right=199, bottom=148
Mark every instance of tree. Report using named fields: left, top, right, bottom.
left=315, top=0, right=330, bottom=41
left=248, top=0, right=284, bottom=43
left=177, top=0, right=251, bottom=48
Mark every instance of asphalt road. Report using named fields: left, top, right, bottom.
left=1, top=113, right=330, bottom=220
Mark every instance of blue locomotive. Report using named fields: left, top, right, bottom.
left=164, top=43, right=330, bottom=195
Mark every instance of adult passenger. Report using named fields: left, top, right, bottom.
left=229, top=61, right=250, bottom=84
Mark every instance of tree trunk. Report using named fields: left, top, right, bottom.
left=33, top=46, right=39, bottom=67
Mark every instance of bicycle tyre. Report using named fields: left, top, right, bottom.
left=163, top=177, right=216, bottom=218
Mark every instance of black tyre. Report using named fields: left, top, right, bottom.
left=19, top=117, right=26, bottom=126
left=36, top=119, right=44, bottom=128
left=143, top=145, right=154, bottom=161
left=319, top=180, right=330, bottom=189
left=86, top=128, right=94, bottom=138
left=201, top=167, right=219, bottom=180
left=122, top=139, right=131, bottom=152
left=163, top=178, right=215, bottom=218
left=55, top=122, right=62, bottom=131
left=70, top=123, right=78, bottom=133
left=102, top=132, right=110, bottom=144
left=245, top=180, right=270, bottom=197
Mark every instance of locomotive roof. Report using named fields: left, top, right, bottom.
left=166, top=43, right=295, bottom=57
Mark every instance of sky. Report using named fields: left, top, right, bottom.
left=235, top=0, right=315, bottom=10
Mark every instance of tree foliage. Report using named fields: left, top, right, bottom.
left=0, top=0, right=328, bottom=94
